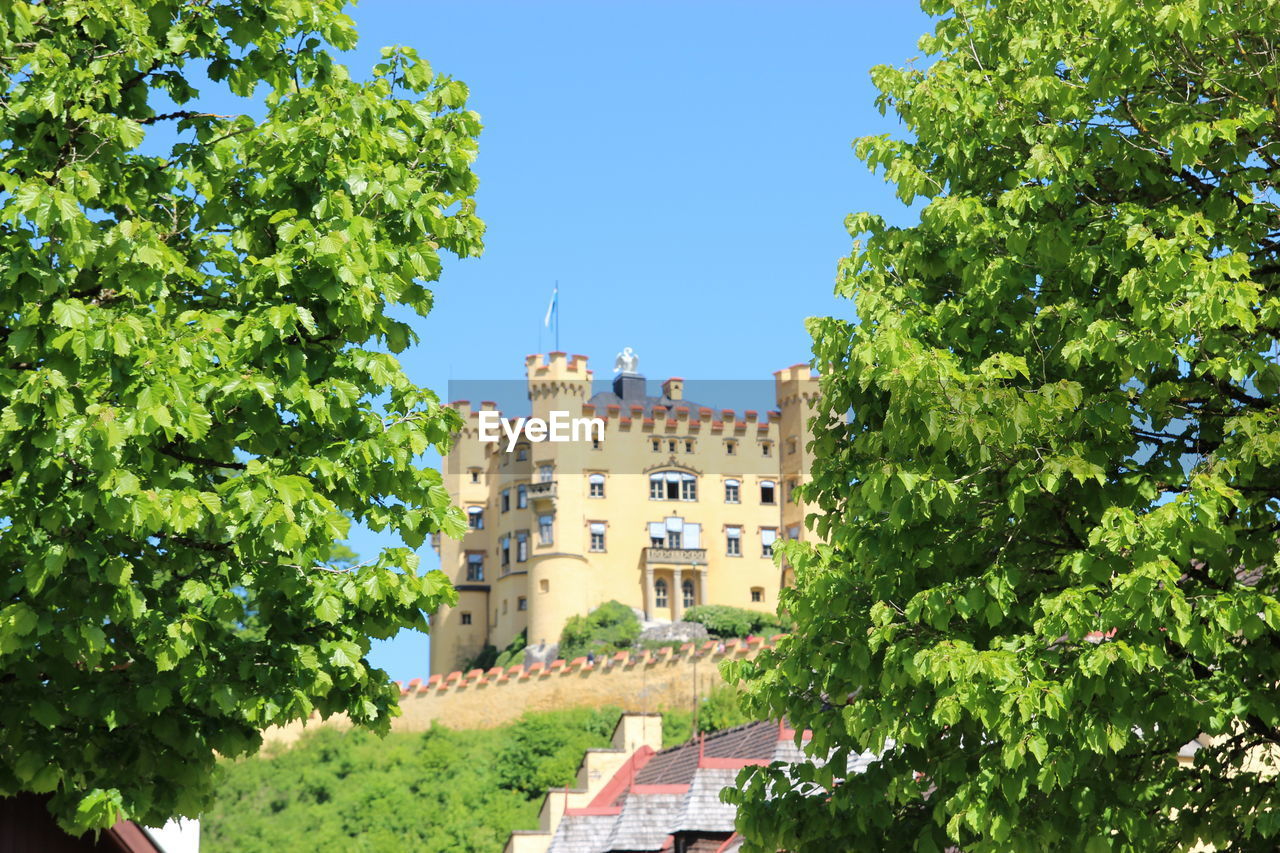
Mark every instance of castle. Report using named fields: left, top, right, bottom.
left=429, top=351, right=818, bottom=675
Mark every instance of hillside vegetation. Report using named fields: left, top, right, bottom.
left=204, top=695, right=747, bottom=852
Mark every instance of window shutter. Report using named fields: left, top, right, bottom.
left=648, top=522, right=666, bottom=539
left=683, top=523, right=701, bottom=548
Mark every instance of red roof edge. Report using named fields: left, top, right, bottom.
left=588, top=744, right=657, bottom=808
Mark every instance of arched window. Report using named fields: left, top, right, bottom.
left=589, top=473, right=605, bottom=497
left=649, top=471, right=697, bottom=501
left=724, top=478, right=740, bottom=504
left=682, top=579, right=695, bottom=609
left=654, top=579, right=668, bottom=608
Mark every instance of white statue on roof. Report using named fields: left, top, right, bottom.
left=613, top=347, right=639, bottom=374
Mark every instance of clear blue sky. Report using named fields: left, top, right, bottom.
left=270, top=1, right=933, bottom=679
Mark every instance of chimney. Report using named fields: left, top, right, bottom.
left=662, top=377, right=683, bottom=401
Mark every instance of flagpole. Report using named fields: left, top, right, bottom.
left=555, top=280, right=560, bottom=351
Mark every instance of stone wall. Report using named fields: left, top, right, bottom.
left=263, top=636, right=775, bottom=748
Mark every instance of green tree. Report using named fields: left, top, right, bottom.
left=0, top=0, right=482, bottom=833
left=733, top=2, right=1280, bottom=850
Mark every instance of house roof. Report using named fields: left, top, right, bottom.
left=546, top=813, right=618, bottom=853
left=546, top=721, right=825, bottom=853
left=632, top=722, right=780, bottom=788
left=672, top=767, right=739, bottom=834
left=605, top=792, right=686, bottom=851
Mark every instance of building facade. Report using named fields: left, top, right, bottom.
left=429, top=351, right=818, bottom=675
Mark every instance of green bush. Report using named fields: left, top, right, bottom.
left=495, top=630, right=528, bottom=669
left=494, top=707, right=621, bottom=798
left=558, top=600, right=641, bottom=659
left=467, top=629, right=528, bottom=672
left=696, top=684, right=752, bottom=734
left=682, top=604, right=790, bottom=638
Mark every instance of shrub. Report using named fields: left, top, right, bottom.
left=682, top=605, right=790, bottom=638
left=558, top=601, right=641, bottom=659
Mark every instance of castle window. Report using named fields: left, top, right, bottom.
left=538, top=464, right=554, bottom=483
left=467, top=506, right=485, bottom=529
left=651, top=517, right=699, bottom=549
left=724, top=479, right=740, bottom=504
left=649, top=471, right=697, bottom=501
left=500, top=536, right=510, bottom=569
left=788, top=525, right=800, bottom=540
left=469, top=468, right=481, bottom=483
left=517, top=485, right=528, bottom=508
left=501, top=489, right=510, bottom=512
left=652, top=439, right=660, bottom=452
left=787, top=437, right=798, bottom=455
left=518, top=597, right=527, bottom=611
left=761, top=441, right=772, bottom=457
left=725, top=440, right=736, bottom=455
left=466, top=553, right=484, bottom=582
left=761, top=528, right=777, bottom=557
left=589, top=522, right=606, bottom=552
left=751, top=587, right=764, bottom=603
left=684, top=440, right=694, bottom=453
left=516, top=445, right=529, bottom=461
left=760, top=480, right=776, bottom=505
left=589, top=473, right=605, bottom=498
left=503, top=599, right=508, bottom=614
left=516, top=531, right=528, bottom=562
left=682, top=579, right=695, bottom=609
left=726, top=526, right=742, bottom=556
left=539, top=579, right=549, bottom=593
left=655, top=579, right=668, bottom=608
left=461, top=612, right=472, bottom=625
left=538, top=514, right=554, bottom=546
left=787, top=479, right=798, bottom=501
left=592, top=437, right=602, bottom=450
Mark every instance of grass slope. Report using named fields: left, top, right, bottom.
left=203, top=707, right=697, bottom=852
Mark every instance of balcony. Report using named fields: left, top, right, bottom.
left=644, top=547, right=707, bottom=566
left=527, top=480, right=557, bottom=503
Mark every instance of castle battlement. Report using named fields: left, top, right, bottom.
left=263, top=636, right=781, bottom=747
left=401, top=635, right=778, bottom=699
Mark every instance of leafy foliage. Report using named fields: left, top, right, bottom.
left=467, top=628, right=527, bottom=672
left=0, top=0, right=482, bottom=833
left=558, top=600, right=641, bottom=659
left=733, top=2, right=1280, bottom=851
left=203, top=705, right=725, bottom=851
left=493, top=707, right=621, bottom=799
left=695, top=684, right=752, bottom=735
left=682, top=605, right=790, bottom=639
